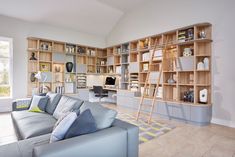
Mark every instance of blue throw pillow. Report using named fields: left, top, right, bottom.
left=65, top=109, right=97, bottom=139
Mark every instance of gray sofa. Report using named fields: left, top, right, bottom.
left=0, top=93, right=139, bottom=157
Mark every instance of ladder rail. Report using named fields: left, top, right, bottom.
left=136, top=38, right=162, bottom=121
left=148, top=66, right=163, bottom=123
left=137, top=36, right=177, bottom=123
left=148, top=37, right=169, bottom=123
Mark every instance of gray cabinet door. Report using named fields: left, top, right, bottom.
left=190, top=105, right=212, bottom=125
left=77, top=64, right=87, bottom=73
left=107, top=56, right=114, bottom=65
left=178, top=56, right=194, bottom=71
left=149, top=72, right=163, bottom=84
left=170, top=103, right=191, bottom=121
left=40, top=72, right=52, bottom=83
left=52, top=53, right=66, bottom=63
left=129, top=62, right=139, bottom=73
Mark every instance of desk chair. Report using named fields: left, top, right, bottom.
left=93, top=86, right=108, bottom=103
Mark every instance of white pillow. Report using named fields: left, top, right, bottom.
left=50, top=112, right=77, bottom=143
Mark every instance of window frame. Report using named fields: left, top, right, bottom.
left=0, top=36, right=13, bottom=99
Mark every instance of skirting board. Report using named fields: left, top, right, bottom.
left=211, top=118, right=235, bottom=128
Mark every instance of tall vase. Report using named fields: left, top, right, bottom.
left=66, top=62, right=73, bottom=72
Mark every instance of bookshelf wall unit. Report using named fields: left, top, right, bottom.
left=27, top=22, right=212, bottom=109
left=27, top=38, right=108, bottom=96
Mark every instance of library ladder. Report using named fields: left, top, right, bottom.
left=136, top=37, right=176, bottom=124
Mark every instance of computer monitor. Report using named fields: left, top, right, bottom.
left=105, top=77, right=116, bottom=86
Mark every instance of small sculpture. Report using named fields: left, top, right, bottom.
left=55, top=65, right=61, bottom=72
left=30, top=73, right=36, bottom=82
left=29, top=52, right=37, bottom=60
left=199, top=30, right=206, bottom=39
left=183, top=48, right=193, bottom=57
left=187, top=28, right=194, bottom=40
left=183, top=89, right=194, bottom=102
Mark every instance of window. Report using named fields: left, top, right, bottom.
left=0, top=37, right=13, bottom=98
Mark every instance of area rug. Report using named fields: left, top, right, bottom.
left=116, top=112, right=175, bottom=144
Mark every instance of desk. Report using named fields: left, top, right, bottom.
left=66, top=88, right=117, bottom=103
left=88, top=87, right=117, bottom=103
left=103, top=88, right=118, bottom=91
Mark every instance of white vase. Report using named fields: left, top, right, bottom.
left=203, top=58, right=209, bottom=70
left=197, top=62, right=205, bottom=70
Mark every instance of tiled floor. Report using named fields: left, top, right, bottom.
left=104, top=104, right=235, bottom=157
left=1, top=105, right=235, bottom=157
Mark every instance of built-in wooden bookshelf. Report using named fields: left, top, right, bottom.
left=27, top=22, right=212, bottom=106
left=27, top=38, right=107, bottom=95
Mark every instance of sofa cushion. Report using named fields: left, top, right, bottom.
left=65, top=109, right=97, bottom=139
left=11, top=111, right=57, bottom=140
left=50, top=112, right=77, bottom=143
left=17, top=134, right=51, bottom=157
left=28, top=95, right=49, bottom=112
left=80, top=101, right=117, bottom=130
left=45, top=92, right=62, bottom=115
left=53, top=96, right=83, bottom=120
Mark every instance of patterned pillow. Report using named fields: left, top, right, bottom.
left=28, top=95, right=49, bottom=112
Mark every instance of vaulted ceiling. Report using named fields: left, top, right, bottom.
left=0, top=0, right=149, bottom=36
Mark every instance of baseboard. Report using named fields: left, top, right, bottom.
left=211, top=118, right=235, bottom=128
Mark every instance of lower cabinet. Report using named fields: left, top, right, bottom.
left=116, top=90, right=212, bottom=125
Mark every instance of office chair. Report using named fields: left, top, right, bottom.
left=93, top=86, right=108, bottom=103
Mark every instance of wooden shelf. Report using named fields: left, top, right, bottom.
left=39, top=60, right=52, bottom=63
left=178, top=84, right=194, bottom=86
left=196, top=70, right=210, bottom=72
left=27, top=22, right=212, bottom=110
left=163, top=83, right=177, bottom=86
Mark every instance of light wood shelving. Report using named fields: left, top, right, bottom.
left=27, top=22, right=212, bottom=106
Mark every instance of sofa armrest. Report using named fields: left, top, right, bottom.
left=12, top=98, right=31, bottom=111
left=33, top=127, right=127, bottom=157
left=112, top=119, right=139, bottom=157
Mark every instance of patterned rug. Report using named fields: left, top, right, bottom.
left=116, top=112, right=175, bottom=144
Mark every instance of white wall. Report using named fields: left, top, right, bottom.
left=106, top=0, right=235, bottom=127
left=0, top=15, right=105, bottom=111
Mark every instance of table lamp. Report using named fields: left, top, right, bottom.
left=35, top=71, right=48, bottom=93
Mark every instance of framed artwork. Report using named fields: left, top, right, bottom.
left=40, top=63, right=50, bottom=72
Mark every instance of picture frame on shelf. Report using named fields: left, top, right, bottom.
left=40, top=63, right=50, bottom=72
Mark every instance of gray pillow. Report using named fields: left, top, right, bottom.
left=28, top=95, right=49, bottom=112
left=46, top=92, right=62, bottom=115
left=53, top=96, right=83, bottom=119
left=80, top=101, right=117, bottom=130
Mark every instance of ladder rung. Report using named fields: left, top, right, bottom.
left=138, top=111, right=150, bottom=117
left=142, top=95, right=154, bottom=98
left=136, top=37, right=170, bottom=123
left=150, top=63, right=161, bottom=65
left=140, top=103, right=152, bottom=107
